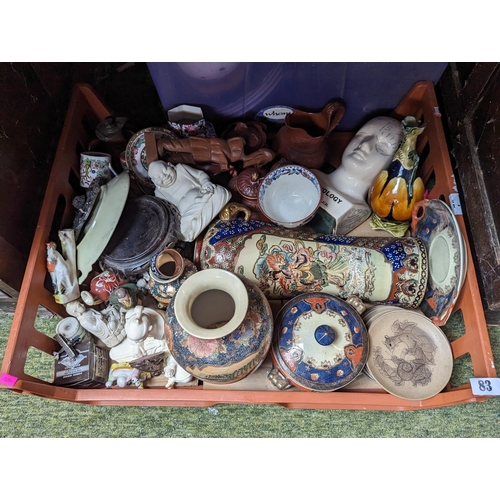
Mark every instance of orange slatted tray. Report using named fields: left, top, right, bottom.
left=0, top=81, right=496, bottom=409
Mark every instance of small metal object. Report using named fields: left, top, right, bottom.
left=267, top=367, right=291, bottom=390
left=54, top=334, right=78, bottom=359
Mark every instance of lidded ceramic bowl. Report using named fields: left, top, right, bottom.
left=165, top=269, right=274, bottom=384
left=269, top=292, right=368, bottom=392
left=258, top=164, right=321, bottom=228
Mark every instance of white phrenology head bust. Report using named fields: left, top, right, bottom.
left=329, top=116, right=403, bottom=200
left=341, top=116, right=403, bottom=174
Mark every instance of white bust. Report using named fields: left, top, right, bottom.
left=329, top=116, right=403, bottom=200
left=148, top=160, right=231, bottom=242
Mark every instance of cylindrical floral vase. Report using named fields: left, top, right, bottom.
left=195, top=218, right=428, bottom=309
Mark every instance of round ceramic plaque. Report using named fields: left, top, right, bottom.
left=271, top=293, right=368, bottom=392
left=365, top=308, right=453, bottom=400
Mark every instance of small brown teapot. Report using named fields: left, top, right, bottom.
left=273, top=101, right=345, bottom=169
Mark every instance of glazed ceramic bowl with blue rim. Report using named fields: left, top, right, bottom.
left=258, top=164, right=321, bottom=228
left=270, top=292, right=368, bottom=392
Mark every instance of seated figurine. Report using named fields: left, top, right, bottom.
left=148, top=160, right=232, bottom=242
left=310, top=116, right=404, bottom=235
left=65, top=300, right=126, bottom=348
left=108, top=305, right=168, bottom=363
left=163, top=352, right=193, bottom=389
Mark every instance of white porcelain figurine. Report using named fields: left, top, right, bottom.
left=108, top=305, right=168, bottom=363
left=148, top=160, right=231, bottom=242
left=65, top=300, right=126, bottom=348
left=46, top=229, right=80, bottom=304
left=310, top=116, right=403, bottom=235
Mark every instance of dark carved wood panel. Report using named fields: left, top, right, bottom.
left=0, top=62, right=166, bottom=306
left=437, top=62, right=500, bottom=324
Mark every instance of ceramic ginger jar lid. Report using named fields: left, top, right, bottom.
left=271, top=292, right=368, bottom=392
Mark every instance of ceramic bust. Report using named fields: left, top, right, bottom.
left=108, top=305, right=168, bottom=363
left=149, top=160, right=231, bottom=242
left=310, top=116, right=403, bottom=235
left=65, top=300, right=127, bottom=348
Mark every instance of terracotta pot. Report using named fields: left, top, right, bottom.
left=273, top=101, right=345, bottom=169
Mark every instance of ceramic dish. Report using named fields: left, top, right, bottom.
left=365, top=309, right=453, bottom=400
left=411, top=198, right=466, bottom=326
left=76, top=171, right=130, bottom=284
left=124, top=127, right=176, bottom=193
left=271, top=293, right=368, bottom=392
left=258, top=164, right=321, bottom=228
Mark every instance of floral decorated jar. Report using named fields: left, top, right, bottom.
left=195, top=218, right=428, bottom=308
left=148, top=248, right=198, bottom=308
left=164, top=269, right=274, bottom=384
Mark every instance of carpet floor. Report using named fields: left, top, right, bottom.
left=1, top=310, right=500, bottom=438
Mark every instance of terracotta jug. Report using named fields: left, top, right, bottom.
left=273, top=101, right=345, bottom=169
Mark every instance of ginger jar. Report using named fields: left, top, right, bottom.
left=269, top=293, right=368, bottom=392
left=164, top=269, right=274, bottom=384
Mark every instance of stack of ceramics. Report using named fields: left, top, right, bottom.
left=361, top=305, right=453, bottom=400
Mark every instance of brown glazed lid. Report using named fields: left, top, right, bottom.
left=236, top=168, right=266, bottom=200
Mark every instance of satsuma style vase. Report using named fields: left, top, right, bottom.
left=194, top=218, right=428, bottom=308
left=164, top=269, right=274, bottom=384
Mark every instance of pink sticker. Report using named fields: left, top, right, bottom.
left=0, top=373, right=18, bottom=387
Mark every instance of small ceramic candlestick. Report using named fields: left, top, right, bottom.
left=309, top=116, right=403, bottom=235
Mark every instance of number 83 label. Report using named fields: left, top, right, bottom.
left=470, top=378, right=500, bottom=396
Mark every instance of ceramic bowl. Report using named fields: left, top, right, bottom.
left=258, top=164, right=321, bottom=228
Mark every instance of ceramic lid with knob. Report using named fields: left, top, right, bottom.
left=270, top=292, right=368, bottom=392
